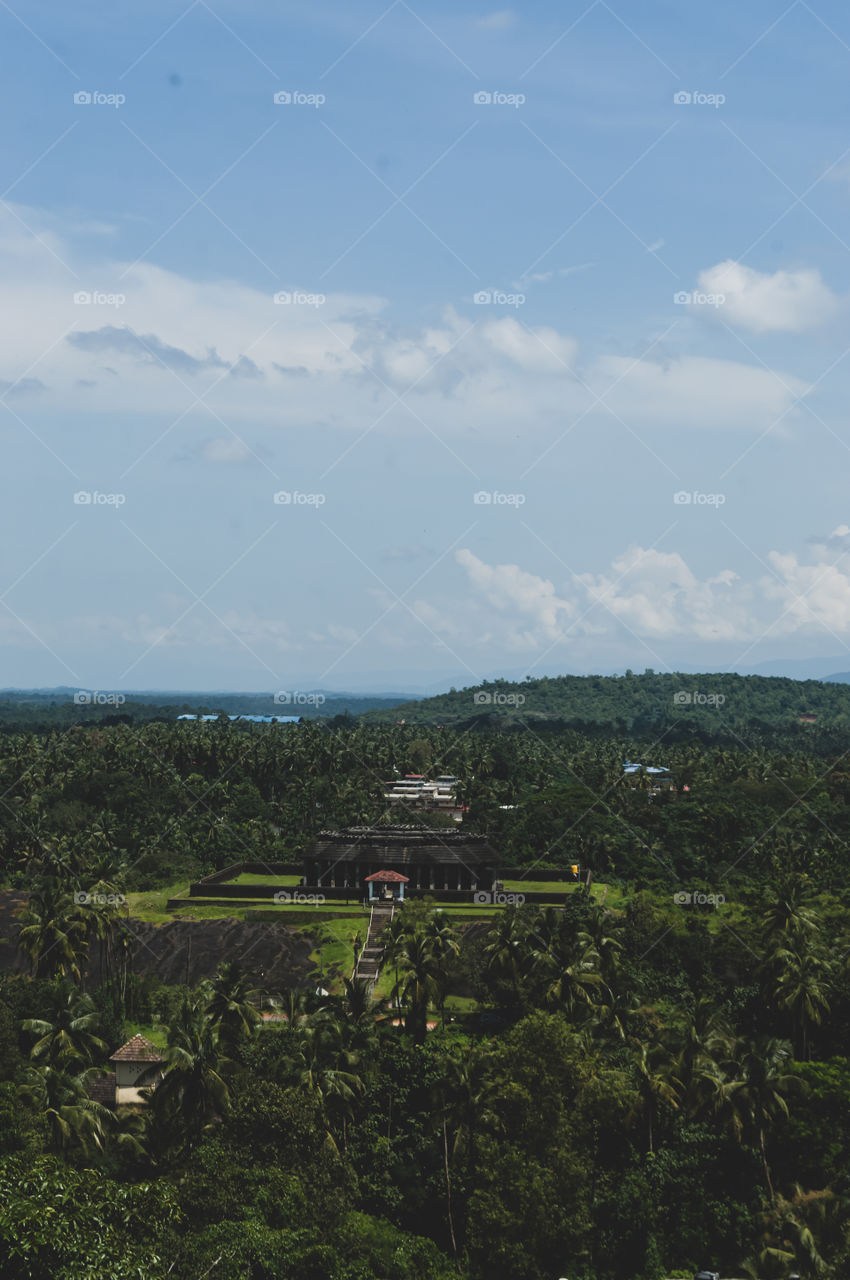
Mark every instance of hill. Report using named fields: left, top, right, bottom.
left=359, top=670, right=850, bottom=731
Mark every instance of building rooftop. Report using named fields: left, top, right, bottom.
left=109, top=1033, right=164, bottom=1063
left=86, top=1071, right=116, bottom=1106
left=307, top=826, right=496, bottom=866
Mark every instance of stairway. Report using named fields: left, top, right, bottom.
left=354, top=903, right=395, bottom=986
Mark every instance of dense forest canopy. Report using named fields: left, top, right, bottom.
left=3, top=673, right=850, bottom=1277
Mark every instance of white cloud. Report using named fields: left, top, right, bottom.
left=594, top=353, right=808, bottom=429
left=481, top=317, right=577, bottom=372
left=697, top=260, right=839, bottom=333
left=455, top=548, right=576, bottom=646
left=575, top=546, right=748, bottom=641
left=0, top=205, right=819, bottom=445
left=447, top=536, right=850, bottom=651
left=763, top=551, right=850, bottom=634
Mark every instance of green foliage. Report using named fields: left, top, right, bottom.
left=5, top=693, right=850, bottom=1275
left=0, top=1155, right=179, bottom=1279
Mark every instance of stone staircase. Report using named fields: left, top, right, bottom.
left=355, top=903, right=395, bottom=986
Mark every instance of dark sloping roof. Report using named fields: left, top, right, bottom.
left=86, top=1071, right=116, bottom=1106
left=308, top=826, right=497, bottom=867
left=110, top=1033, right=163, bottom=1063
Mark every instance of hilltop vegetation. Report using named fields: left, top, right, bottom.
left=361, top=670, right=848, bottom=731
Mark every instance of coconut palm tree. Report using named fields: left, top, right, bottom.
left=21, top=983, right=107, bottom=1068
left=287, top=1009, right=365, bottom=1151
left=481, top=906, right=531, bottom=1015
left=628, top=1039, right=682, bottom=1154
left=203, top=962, right=266, bottom=1055
left=391, top=929, right=442, bottom=1043
left=591, top=985, right=642, bottom=1047
left=718, top=1036, right=799, bottom=1201
left=149, top=994, right=231, bottom=1151
left=759, top=877, right=821, bottom=944
left=16, top=886, right=87, bottom=983
left=424, top=912, right=461, bottom=1028
left=767, top=935, right=832, bottom=1061
left=674, top=998, right=733, bottom=1118
left=279, top=987, right=309, bottom=1031
left=18, top=1063, right=114, bottom=1155
left=379, top=913, right=408, bottom=1009
left=529, top=916, right=604, bottom=1018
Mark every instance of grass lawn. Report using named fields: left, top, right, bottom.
left=225, top=872, right=302, bottom=886
left=303, top=917, right=368, bottom=989
left=443, top=995, right=478, bottom=1012
left=500, top=879, right=622, bottom=905
left=246, top=904, right=372, bottom=917
left=122, top=1019, right=168, bottom=1048
left=124, top=879, right=621, bottom=928
left=125, top=881, right=192, bottom=922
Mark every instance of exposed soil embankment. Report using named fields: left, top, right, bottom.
left=106, top=918, right=317, bottom=989
left=0, top=893, right=316, bottom=990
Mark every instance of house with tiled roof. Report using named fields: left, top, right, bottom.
left=109, top=1033, right=164, bottom=1106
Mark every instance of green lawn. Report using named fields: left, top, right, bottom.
left=443, top=995, right=478, bottom=1012
left=124, top=878, right=620, bottom=928
left=121, top=1019, right=168, bottom=1048
left=304, top=917, right=367, bottom=989
left=225, top=872, right=302, bottom=886
left=500, top=878, right=619, bottom=902
left=125, top=881, right=192, bottom=922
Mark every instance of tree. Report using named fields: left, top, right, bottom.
left=719, top=1036, right=800, bottom=1201
left=16, top=887, right=87, bottom=983
left=21, top=983, right=107, bottom=1068
left=203, top=962, right=265, bottom=1057
left=18, top=1063, right=114, bottom=1155
left=149, top=993, right=231, bottom=1154
left=391, top=929, right=442, bottom=1044
left=628, top=1039, right=681, bottom=1154
left=767, top=935, right=832, bottom=1061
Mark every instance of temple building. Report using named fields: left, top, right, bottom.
left=303, top=826, right=497, bottom=895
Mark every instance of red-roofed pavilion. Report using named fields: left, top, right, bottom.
left=365, top=869, right=410, bottom=901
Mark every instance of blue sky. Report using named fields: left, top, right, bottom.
left=3, top=0, right=850, bottom=692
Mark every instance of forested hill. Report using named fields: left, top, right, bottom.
left=360, top=671, right=850, bottom=731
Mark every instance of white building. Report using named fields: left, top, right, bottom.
left=109, top=1033, right=164, bottom=1106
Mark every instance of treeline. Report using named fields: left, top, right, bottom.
left=361, top=670, right=850, bottom=730
left=0, top=689, right=405, bottom=730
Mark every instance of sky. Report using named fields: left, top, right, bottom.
left=3, top=0, right=850, bottom=693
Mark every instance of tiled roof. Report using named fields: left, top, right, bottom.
left=86, top=1071, right=116, bottom=1106
left=365, top=869, right=410, bottom=882
left=109, top=1033, right=164, bottom=1062
left=309, top=827, right=496, bottom=866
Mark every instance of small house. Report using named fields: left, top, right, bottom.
left=109, top=1033, right=164, bottom=1106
